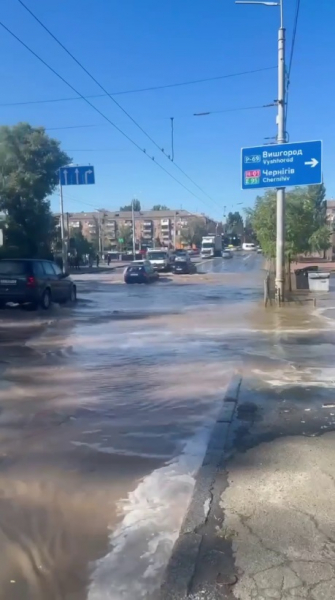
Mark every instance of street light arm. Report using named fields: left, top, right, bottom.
left=235, top=1, right=280, bottom=5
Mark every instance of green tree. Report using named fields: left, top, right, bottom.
left=151, top=204, right=169, bottom=211
left=118, top=224, right=133, bottom=250
left=180, top=218, right=209, bottom=247
left=0, top=123, right=70, bottom=258
left=69, top=224, right=94, bottom=257
left=120, top=199, right=141, bottom=211
left=250, top=185, right=330, bottom=262
left=226, top=211, right=244, bottom=235
left=243, top=212, right=257, bottom=244
left=307, top=183, right=326, bottom=227
left=309, top=225, right=331, bottom=258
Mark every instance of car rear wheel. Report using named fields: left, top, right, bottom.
left=40, top=289, right=51, bottom=310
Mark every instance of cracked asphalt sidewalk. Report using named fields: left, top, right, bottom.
left=222, top=433, right=335, bottom=600
left=219, top=306, right=335, bottom=600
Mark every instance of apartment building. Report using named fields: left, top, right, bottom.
left=60, top=209, right=213, bottom=249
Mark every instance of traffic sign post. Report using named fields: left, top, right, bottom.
left=58, top=165, right=96, bottom=271
left=241, top=141, right=322, bottom=190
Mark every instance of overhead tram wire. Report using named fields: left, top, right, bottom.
left=0, top=66, right=277, bottom=107
left=17, top=0, right=249, bottom=208
left=44, top=102, right=273, bottom=137
left=0, top=20, right=215, bottom=210
left=285, top=0, right=301, bottom=133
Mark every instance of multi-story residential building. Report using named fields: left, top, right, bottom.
left=57, top=209, right=216, bottom=250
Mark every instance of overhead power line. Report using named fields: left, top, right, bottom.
left=0, top=66, right=277, bottom=108
left=46, top=124, right=101, bottom=131
left=44, top=103, right=273, bottom=131
left=193, top=103, right=275, bottom=116
left=0, top=19, right=217, bottom=210
left=17, top=0, right=226, bottom=207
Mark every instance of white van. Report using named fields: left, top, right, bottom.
left=146, top=249, right=172, bottom=271
left=242, top=243, right=256, bottom=251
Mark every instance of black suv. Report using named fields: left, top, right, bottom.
left=0, top=259, right=77, bottom=309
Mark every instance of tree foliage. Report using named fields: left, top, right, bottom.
left=243, top=212, right=257, bottom=244
left=180, top=218, right=209, bottom=247
left=309, top=226, right=331, bottom=257
left=226, top=211, right=243, bottom=235
left=118, top=224, right=133, bottom=249
left=151, top=204, right=169, bottom=211
left=0, top=123, right=70, bottom=258
left=69, top=223, right=94, bottom=257
left=120, top=199, right=141, bottom=211
left=249, top=185, right=330, bottom=260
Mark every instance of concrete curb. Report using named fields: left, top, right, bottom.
left=157, top=373, right=242, bottom=600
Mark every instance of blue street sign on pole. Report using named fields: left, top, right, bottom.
left=241, top=140, right=322, bottom=190
left=59, top=165, right=95, bottom=186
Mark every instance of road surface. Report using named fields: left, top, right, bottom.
left=0, top=253, right=262, bottom=600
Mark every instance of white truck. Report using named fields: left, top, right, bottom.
left=200, top=235, right=222, bottom=259
left=146, top=249, right=172, bottom=271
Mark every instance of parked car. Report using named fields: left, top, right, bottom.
left=0, top=258, right=77, bottom=309
left=222, top=249, right=233, bottom=259
left=124, top=261, right=159, bottom=284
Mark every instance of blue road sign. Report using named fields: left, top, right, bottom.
left=241, top=140, right=322, bottom=190
left=59, top=165, right=95, bottom=186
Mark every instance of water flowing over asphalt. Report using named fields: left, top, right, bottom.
left=0, top=253, right=330, bottom=600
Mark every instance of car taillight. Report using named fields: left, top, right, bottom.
left=26, top=276, right=36, bottom=287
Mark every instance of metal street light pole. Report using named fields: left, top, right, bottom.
left=235, top=0, right=286, bottom=303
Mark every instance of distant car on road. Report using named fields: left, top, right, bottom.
left=222, top=249, right=233, bottom=259
left=124, top=261, right=159, bottom=284
left=172, top=256, right=195, bottom=274
left=0, top=258, right=77, bottom=309
left=173, top=249, right=189, bottom=260
left=242, top=243, right=256, bottom=251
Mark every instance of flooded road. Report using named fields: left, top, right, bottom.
left=0, top=253, right=329, bottom=600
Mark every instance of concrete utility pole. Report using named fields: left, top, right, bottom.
left=132, top=199, right=136, bottom=260
left=59, top=181, right=67, bottom=272
left=276, top=0, right=286, bottom=303
left=236, top=0, right=286, bottom=302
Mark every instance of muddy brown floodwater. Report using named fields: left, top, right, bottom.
left=0, top=254, right=328, bottom=600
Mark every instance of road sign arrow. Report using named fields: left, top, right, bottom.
left=75, top=168, right=79, bottom=184
left=63, top=169, right=68, bottom=185
left=84, top=169, right=93, bottom=184
left=305, top=158, right=319, bottom=168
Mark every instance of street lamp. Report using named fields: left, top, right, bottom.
left=235, top=0, right=285, bottom=303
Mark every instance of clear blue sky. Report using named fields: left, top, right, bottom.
left=0, top=0, right=334, bottom=220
